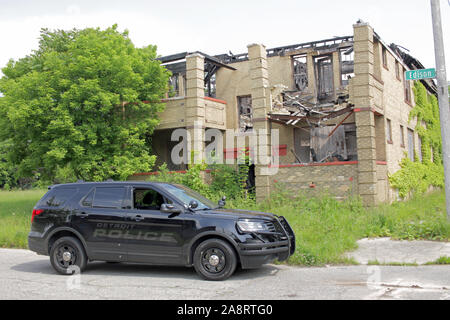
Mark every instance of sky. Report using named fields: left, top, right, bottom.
left=0, top=0, right=449, bottom=79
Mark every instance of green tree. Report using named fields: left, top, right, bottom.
left=0, top=25, right=170, bottom=182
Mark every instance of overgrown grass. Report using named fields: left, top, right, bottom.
left=229, top=188, right=449, bottom=266
left=0, top=188, right=448, bottom=267
left=0, top=189, right=46, bottom=248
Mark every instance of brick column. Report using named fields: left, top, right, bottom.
left=353, top=22, right=378, bottom=206
left=248, top=44, right=272, bottom=201
left=185, top=53, right=205, bottom=165
left=306, top=53, right=317, bottom=102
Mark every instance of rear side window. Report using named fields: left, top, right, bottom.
left=81, top=189, right=95, bottom=207
left=38, top=187, right=78, bottom=207
left=92, top=187, right=126, bottom=209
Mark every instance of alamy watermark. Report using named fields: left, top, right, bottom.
left=170, top=121, right=280, bottom=175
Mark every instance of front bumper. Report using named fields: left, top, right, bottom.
left=238, top=216, right=295, bottom=269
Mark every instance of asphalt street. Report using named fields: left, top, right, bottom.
left=0, top=248, right=449, bottom=300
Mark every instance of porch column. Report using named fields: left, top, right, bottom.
left=185, top=53, right=205, bottom=165
left=353, top=22, right=378, bottom=206
left=248, top=43, right=272, bottom=201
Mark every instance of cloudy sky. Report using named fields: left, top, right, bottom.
left=0, top=0, right=449, bottom=78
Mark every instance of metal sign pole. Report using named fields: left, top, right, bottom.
left=431, top=0, right=450, bottom=220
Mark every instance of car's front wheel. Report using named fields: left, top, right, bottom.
left=193, top=239, right=237, bottom=281
left=50, top=236, right=87, bottom=275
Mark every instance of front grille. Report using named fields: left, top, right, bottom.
left=263, top=221, right=277, bottom=233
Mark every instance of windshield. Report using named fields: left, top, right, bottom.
left=163, top=184, right=216, bottom=210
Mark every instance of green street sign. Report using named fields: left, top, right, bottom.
left=405, top=68, right=436, bottom=81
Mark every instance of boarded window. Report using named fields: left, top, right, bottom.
left=418, top=136, right=423, bottom=162
left=294, top=128, right=311, bottom=163
left=314, top=55, right=334, bottom=102
left=386, top=119, right=392, bottom=142
left=395, top=61, right=401, bottom=79
left=403, top=67, right=412, bottom=103
left=407, top=129, right=415, bottom=161
left=382, top=47, right=388, bottom=68
left=400, top=125, right=405, bottom=147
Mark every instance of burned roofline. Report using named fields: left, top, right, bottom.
left=389, top=43, right=438, bottom=95
left=157, top=51, right=236, bottom=71
left=215, top=36, right=354, bottom=64
left=158, top=36, right=354, bottom=67
left=373, top=31, right=437, bottom=95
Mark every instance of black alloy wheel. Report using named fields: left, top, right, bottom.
left=193, top=239, right=237, bottom=281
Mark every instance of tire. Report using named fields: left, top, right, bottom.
left=193, top=239, right=237, bottom=281
left=50, top=236, right=87, bottom=275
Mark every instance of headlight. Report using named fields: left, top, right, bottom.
left=237, top=220, right=269, bottom=233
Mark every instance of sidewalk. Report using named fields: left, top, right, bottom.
left=346, top=238, right=450, bottom=265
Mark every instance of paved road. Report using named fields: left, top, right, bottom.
left=1, top=248, right=449, bottom=300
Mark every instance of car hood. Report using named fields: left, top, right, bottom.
left=200, top=208, right=276, bottom=220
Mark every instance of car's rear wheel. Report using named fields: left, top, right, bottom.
left=193, top=239, right=237, bottom=281
left=50, top=236, right=87, bottom=275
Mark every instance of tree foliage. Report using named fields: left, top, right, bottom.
left=0, top=25, right=170, bottom=183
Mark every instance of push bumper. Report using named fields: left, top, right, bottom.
left=238, top=216, right=295, bottom=269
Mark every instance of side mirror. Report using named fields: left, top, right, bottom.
left=161, top=203, right=182, bottom=214
left=218, top=196, right=226, bottom=208
left=188, top=200, right=199, bottom=210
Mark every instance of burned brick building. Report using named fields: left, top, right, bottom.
left=142, top=21, right=437, bottom=205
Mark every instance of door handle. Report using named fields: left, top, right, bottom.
left=133, top=215, right=144, bottom=222
left=77, top=212, right=89, bottom=219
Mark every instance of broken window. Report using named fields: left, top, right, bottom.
left=293, top=123, right=357, bottom=164
left=314, top=55, right=334, bottom=102
left=311, top=125, right=347, bottom=162
left=293, top=55, right=308, bottom=92
left=205, top=73, right=216, bottom=98
left=238, top=96, right=253, bottom=132
left=169, top=74, right=180, bottom=97
left=340, top=48, right=354, bottom=86
left=344, top=124, right=358, bottom=161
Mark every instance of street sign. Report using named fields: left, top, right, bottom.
left=405, top=68, right=436, bottom=80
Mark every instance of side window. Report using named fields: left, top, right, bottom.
left=133, top=188, right=170, bottom=210
left=81, top=189, right=95, bottom=207
left=39, top=188, right=78, bottom=207
left=93, top=187, right=126, bottom=209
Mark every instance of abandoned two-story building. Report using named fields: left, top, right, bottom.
left=134, top=21, right=438, bottom=205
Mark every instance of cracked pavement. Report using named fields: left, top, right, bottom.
left=0, top=248, right=449, bottom=300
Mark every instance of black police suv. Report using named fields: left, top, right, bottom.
left=28, top=182, right=295, bottom=281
